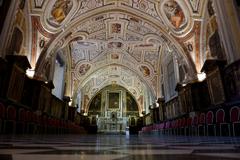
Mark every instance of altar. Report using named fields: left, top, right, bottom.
left=98, top=117, right=127, bottom=133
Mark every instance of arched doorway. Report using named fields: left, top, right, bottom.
left=88, top=85, right=139, bottom=134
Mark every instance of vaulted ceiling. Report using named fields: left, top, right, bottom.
left=27, top=0, right=210, bottom=112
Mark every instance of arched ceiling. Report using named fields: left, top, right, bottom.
left=28, top=0, right=207, bottom=111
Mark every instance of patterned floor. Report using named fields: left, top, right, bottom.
left=0, top=134, right=240, bottom=160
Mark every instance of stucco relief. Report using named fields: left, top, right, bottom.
left=163, top=0, right=186, bottom=29
left=79, top=64, right=91, bottom=76
left=139, top=65, right=151, bottom=77
left=48, top=0, right=73, bottom=26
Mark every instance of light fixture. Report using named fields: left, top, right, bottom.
left=197, top=72, right=206, bottom=82
left=26, top=69, right=35, bottom=78
left=68, top=98, right=73, bottom=106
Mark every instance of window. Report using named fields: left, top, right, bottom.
left=52, top=54, right=65, bottom=99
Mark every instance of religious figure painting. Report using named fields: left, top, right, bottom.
left=163, top=0, right=186, bottom=29
left=111, top=53, right=119, bottom=59
left=108, top=42, right=123, bottom=49
left=49, top=0, right=73, bottom=25
left=111, top=23, right=121, bottom=33
left=79, top=64, right=91, bottom=76
left=139, top=65, right=150, bottom=77
left=108, top=92, right=120, bottom=109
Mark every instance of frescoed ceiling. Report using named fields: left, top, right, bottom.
left=27, top=0, right=208, bottom=112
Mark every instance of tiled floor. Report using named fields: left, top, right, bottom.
left=0, top=134, right=240, bottom=160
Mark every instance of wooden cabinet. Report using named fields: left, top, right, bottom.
left=1, top=55, right=31, bottom=103
left=0, top=58, right=7, bottom=98
left=201, top=60, right=226, bottom=105
left=176, top=81, right=211, bottom=113
left=224, top=60, right=240, bottom=102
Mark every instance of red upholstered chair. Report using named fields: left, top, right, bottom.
left=0, top=103, right=6, bottom=133
left=186, top=117, right=192, bottom=136
left=41, top=115, right=48, bottom=134
left=198, top=113, right=205, bottom=136
left=4, top=105, right=17, bottom=134
left=206, top=111, right=215, bottom=136
left=216, top=109, right=230, bottom=136
left=180, top=118, right=186, bottom=135
left=159, top=122, right=165, bottom=135
left=16, top=108, right=26, bottom=134
left=26, top=111, right=39, bottom=134
left=171, top=120, right=175, bottom=135
left=191, top=116, right=198, bottom=136
left=60, top=119, right=65, bottom=134
left=176, top=119, right=181, bottom=135
left=165, top=121, right=170, bottom=135
left=25, top=111, right=32, bottom=133
left=230, top=106, right=240, bottom=136
left=170, top=121, right=175, bottom=135
left=31, top=112, right=41, bottom=134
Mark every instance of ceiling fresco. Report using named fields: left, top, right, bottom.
left=28, top=0, right=208, bottom=113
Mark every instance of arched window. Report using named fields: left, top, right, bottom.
left=52, top=53, right=65, bottom=99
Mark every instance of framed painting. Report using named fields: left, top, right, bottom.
left=108, top=91, right=120, bottom=109
left=208, top=68, right=225, bottom=105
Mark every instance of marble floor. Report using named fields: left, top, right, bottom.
left=0, top=134, right=240, bottom=160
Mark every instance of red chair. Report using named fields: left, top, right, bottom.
left=216, top=109, right=230, bottom=136
left=180, top=118, right=186, bottom=135
left=160, top=122, right=165, bottom=135
left=165, top=121, right=170, bottom=135
left=186, top=117, right=192, bottom=136
left=31, top=112, right=41, bottom=134
left=0, top=103, right=6, bottom=133
left=4, top=105, right=16, bottom=134
left=25, top=111, right=33, bottom=134
left=198, top=113, right=205, bottom=136
left=170, top=121, right=175, bottom=135
left=206, top=111, right=215, bottom=136
left=176, top=119, right=181, bottom=135
left=16, top=108, right=26, bottom=134
left=191, top=116, right=198, bottom=136
left=41, top=115, right=48, bottom=134
left=230, top=106, right=240, bottom=136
